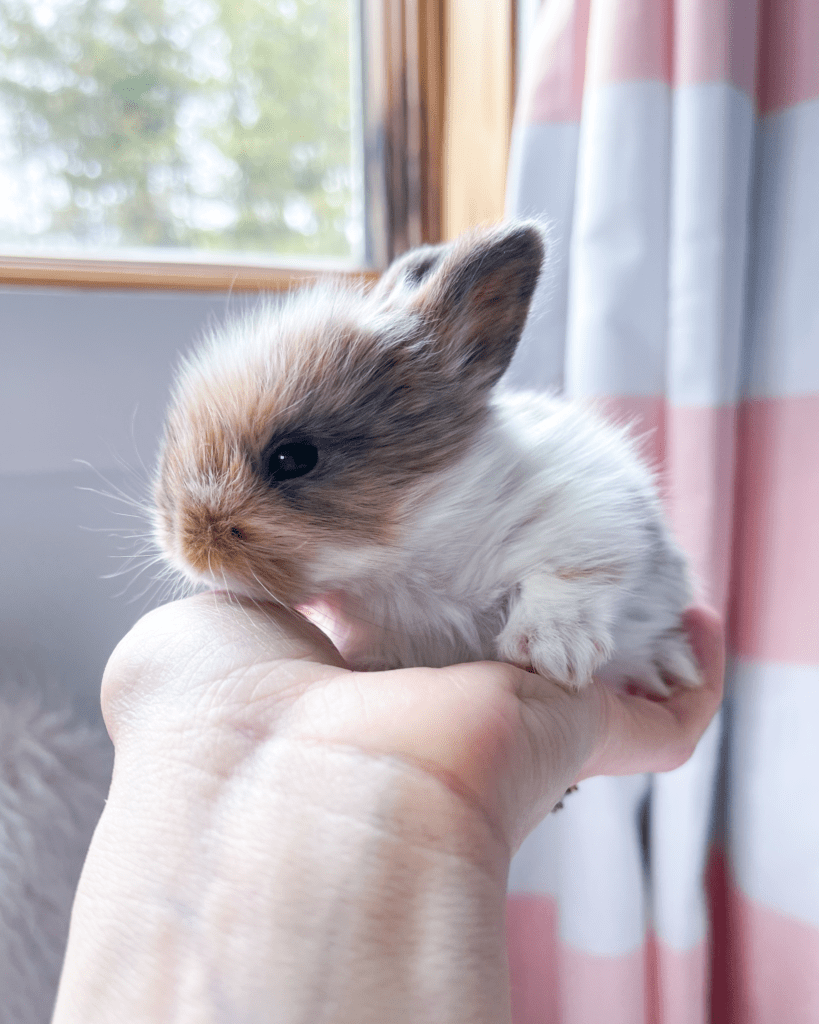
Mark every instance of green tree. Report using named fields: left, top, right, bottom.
left=0, top=0, right=356, bottom=257
left=202, top=0, right=355, bottom=257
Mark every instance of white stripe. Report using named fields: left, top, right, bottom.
left=507, top=799, right=561, bottom=897
left=510, top=710, right=722, bottom=956
left=746, top=97, right=819, bottom=400
left=505, top=121, right=581, bottom=393
left=509, top=774, right=652, bottom=956
left=728, top=658, right=819, bottom=928
left=667, top=84, right=755, bottom=407
left=565, top=81, right=671, bottom=399
left=649, top=711, right=723, bottom=950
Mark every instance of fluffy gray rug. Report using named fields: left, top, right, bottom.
left=0, top=688, right=112, bottom=1024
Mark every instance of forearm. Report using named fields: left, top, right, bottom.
left=53, top=740, right=512, bottom=1024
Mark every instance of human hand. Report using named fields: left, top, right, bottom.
left=53, top=595, right=722, bottom=1024
left=101, top=593, right=722, bottom=855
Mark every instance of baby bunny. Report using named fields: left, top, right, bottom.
left=153, top=222, right=699, bottom=695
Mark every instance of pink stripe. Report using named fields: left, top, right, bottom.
left=757, top=0, right=819, bottom=115
left=675, top=0, right=757, bottom=96
left=523, top=0, right=818, bottom=125
left=596, top=394, right=735, bottom=603
left=593, top=397, right=736, bottom=612
left=589, top=0, right=758, bottom=94
left=594, top=395, right=819, bottom=660
left=666, top=405, right=737, bottom=616
left=586, top=0, right=673, bottom=89
left=560, top=941, right=649, bottom=1024
left=711, top=860, right=819, bottom=1024
left=508, top=868, right=721, bottom=1024
left=507, top=894, right=650, bottom=1024
left=509, top=852, right=819, bottom=1021
left=561, top=934, right=706, bottom=1024
left=592, top=394, right=667, bottom=470
left=506, top=895, right=560, bottom=1024
left=731, top=395, right=819, bottom=662
left=733, top=891, right=819, bottom=1022
left=652, top=935, right=709, bottom=1024
left=527, top=0, right=590, bottom=123
left=596, top=403, right=738, bottom=616
left=709, top=845, right=819, bottom=1023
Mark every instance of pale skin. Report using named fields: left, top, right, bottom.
left=52, top=594, right=724, bottom=1024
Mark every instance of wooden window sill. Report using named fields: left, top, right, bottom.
left=0, top=255, right=378, bottom=292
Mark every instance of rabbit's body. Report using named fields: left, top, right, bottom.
left=154, top=223, right=699, bottom=693
left=310, top=390, right=696, bottom=693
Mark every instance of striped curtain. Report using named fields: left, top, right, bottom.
left=503, top=1, right=819, bottom=1021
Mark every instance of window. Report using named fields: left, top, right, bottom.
left=0, top=0, right=514, bottom=290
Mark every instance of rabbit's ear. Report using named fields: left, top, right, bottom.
left=370, top=242, right=450, bottom=305
left=409, top=222, right=545, bottom=389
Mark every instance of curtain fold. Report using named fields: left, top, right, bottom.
left=504, top=1, right=819, bottom=1020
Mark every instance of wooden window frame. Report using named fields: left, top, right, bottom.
left=0, top=0, right=515, bottom=292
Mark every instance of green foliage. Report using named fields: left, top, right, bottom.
left=0, top=0, right=357, bottom=257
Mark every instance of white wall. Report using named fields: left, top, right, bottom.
left=1, top=286, right=258, bottom=724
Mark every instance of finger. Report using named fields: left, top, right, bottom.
left=579, top=606, right=725, bottom=779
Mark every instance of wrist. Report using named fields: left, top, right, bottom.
left=55, top=738, right=511, bottom=1024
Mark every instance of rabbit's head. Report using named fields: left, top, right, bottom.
left=153, top=222, right=545, bottom=603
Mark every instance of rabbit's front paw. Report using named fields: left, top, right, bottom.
left=591, top=627, right=702, bottom=697
left=496, top=620, right=613, bottom=689
left=496, top=575, right=616, bottom=690
left=652, top=627, right=701, bottom=690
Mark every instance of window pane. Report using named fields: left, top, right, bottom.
left=0, top=0, right=363, bottom=261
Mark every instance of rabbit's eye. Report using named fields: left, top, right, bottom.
left=267, top=442, right=319, bottom=482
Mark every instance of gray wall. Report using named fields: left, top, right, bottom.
left=1, top=286, right=258, bottom=724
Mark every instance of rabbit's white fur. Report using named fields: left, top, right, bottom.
left=154, top=222, right=698, bottom=693
left=308, top=390, right=696, bottom=693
